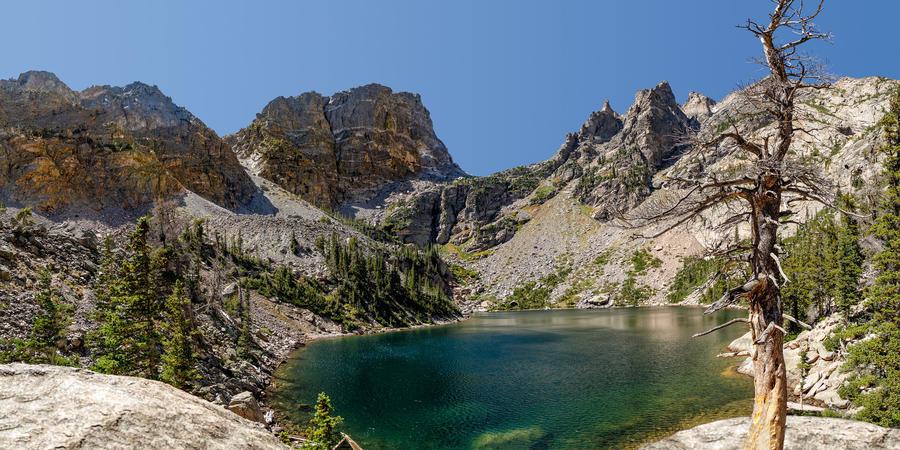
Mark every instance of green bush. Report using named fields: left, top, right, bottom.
left=629, top=249, right=661, bottom=276
left=667, top=257, right=721, bottom=303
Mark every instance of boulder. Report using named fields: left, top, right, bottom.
left=727, top=332, right=751, bottom=353
left=0, top=364, right=287, bottom=450
left=642, top=416, right=900, bottom=449
left=228, top=391, right=266, bottom=423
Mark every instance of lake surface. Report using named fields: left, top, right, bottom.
left=272, top=308, right=753, bottom=449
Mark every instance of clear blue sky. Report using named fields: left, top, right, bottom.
left=2, top=1, right=897, bottom=175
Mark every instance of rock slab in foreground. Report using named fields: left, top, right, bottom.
left=0, top=363, right=288, bottom=450
left=642, top=416, right=900, bottom=450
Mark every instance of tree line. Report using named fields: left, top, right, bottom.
left=246, top=233, right=459, bottom=330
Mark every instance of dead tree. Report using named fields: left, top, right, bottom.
left=621, top=1, right=834, bottom=448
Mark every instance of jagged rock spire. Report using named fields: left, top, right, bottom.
left=615, top=80, right=692, bottom=168
left=601, top=99, right=613, bottom=113
left=577, top=99, right=623, bottom=143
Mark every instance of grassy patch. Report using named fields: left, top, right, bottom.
left=449, top=263, right=479, bottom=283
left=493, top=265, right=572, bottom=311
left=442, top=243, right=493, bottom=262
left=530, top=185, right=557, bottom=204
left=629, top=249, right=662, bottom=276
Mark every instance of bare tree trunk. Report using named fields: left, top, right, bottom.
left=747, top=176, right=786, bottom=449
left=748, top=303, right=787, bottom=449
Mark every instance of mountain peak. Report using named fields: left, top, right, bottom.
left=616, top=81, right=692, bottom=168
left=231, top=83, right=465, bottom=208
left=13, top=71, right=74, bottom=97
left=601, top=100, right=614, bottom=113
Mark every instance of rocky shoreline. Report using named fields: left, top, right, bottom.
left=642, top=416, right=900, bottom=449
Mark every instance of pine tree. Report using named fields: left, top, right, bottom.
left=30, top=268, right=66, bottom=351
left=290, top=231, right=300, bottom=255
left=304, top=392, right=343, bottom=449
left=839, top=88, right=900, bottom=427
left=833, top=195, right=863, bottom=316
left=91, top=216, right=164, bottom=378
left=3, top=266, right=75, bottom=365
left=237, top=284, right=253, bottom=358
left=160, top=281, right=197, bottom=389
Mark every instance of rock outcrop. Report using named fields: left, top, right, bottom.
left=0, top=71, right=258, bottom=213
left=642, top=416, right=900, bottom=450
left=728, top=313, right=854, bottom=410
left=682, top=91, right=716, bottom=122
left=0, top=363, right=288, bottom=450
left=229, top=83, right=465, bottom=208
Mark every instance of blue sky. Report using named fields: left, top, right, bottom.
left=2, top=1, right=898, bottom=175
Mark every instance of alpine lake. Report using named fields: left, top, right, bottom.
left=271, top=307, right=753, bottom=449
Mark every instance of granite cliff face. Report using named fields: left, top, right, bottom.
left=229, top=83, right=465, bottom=208
left=0, top=71, right=257, bottom=213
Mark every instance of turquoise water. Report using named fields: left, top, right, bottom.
left=272, top=308, right=753, bottom=449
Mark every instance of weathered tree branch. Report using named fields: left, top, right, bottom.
left=693, top=317, right=750, bottom=338
left=783, top=313, right=812, bottom=330
left=705, top=276, right=764, bottom=314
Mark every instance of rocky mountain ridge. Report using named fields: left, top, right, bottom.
left=1, top=69, right=898, bottom=447
left=369, top=76, right=897, bottom=311
left=0, top=71, right=259, bottom=215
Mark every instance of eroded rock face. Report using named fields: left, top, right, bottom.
left=577, top=100, right=623, bottom=144
left=682, top=91, right=716, bottom=122
left=0, top=71, right=257, bottom=213
left=230, top=83, right=465, bottom=208
left=614, top=81, right=693, bottom=169
left=561, top=81, right=693, bottom=221
left=0, top=363, right=287, bottom=450
left=642, top=416, right=900, bottom=450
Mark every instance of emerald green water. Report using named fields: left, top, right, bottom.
left=272, top=308, right=753, bottom=449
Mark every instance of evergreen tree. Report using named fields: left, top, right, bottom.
left=833, top=195, right=863, bottom=316
left=0, top=267, right=74, bottom=365
left=303, top=392, right=343, bottom=449
left=91, top=216, right=164, bottom=378
left=160, top=281, right=198, bottom=389
left=839, top=88, right=900, bottom=427
left=290, top=231, right=300, bottom=255
left=237, top=285, right=253, bottom=358
left=30, top=267, right=67, bottom=353
left=781, top=209, right=863, bottom=327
